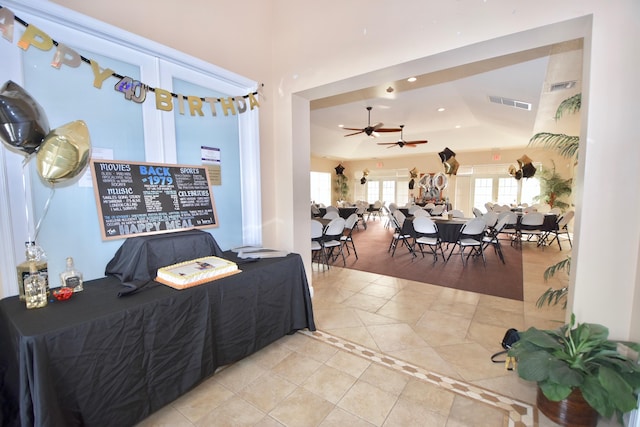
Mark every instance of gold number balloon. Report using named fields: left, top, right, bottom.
left=36, top=120, right=91, bottom=184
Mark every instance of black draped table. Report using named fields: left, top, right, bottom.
left=317, top=207, right=357, bottom=219
left=401, top=216, right=467, bottom=243
left=0, top=250, right=315, bottom=427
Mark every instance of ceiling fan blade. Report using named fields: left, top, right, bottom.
left=374, top=127, right=403, bottom=133
left=406, top=140, right=429, bottom=145
left=376, top=142, right=398, bottom=146
left=343, top=130, right=365, bottom=137
left=371, top=122, right=384, bottom=131
left=342, top=127, right=364, bottom=131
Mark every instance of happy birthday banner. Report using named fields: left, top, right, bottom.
left=0, top=5, right=260, bottom=118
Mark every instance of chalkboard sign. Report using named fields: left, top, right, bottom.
left=90, top=159, right=218, bottom=240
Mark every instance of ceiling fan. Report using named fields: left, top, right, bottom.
left=377, top=125, right=428, bottom=148
left=342, top=106, right=402, bottom=137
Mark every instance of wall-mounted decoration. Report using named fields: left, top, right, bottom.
left=90, top=159, right=218, bottom=240
left=0, top=8, right=260, bottom=119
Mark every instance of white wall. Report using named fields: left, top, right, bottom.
left=51, top=0, right=640, bottom=340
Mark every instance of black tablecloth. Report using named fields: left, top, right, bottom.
left=0, top=252, right=315, bottom=427
left=516, top=213, right=557, bottom=231
left=318, top=207, right=357, bottom=219
left=104, top=229, right=225, bottom=295
left=402, top=217, right=466, bottom=243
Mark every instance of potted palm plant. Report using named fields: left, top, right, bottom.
left=533, top=161, right=573, bottom=210
left=508, top=314, right=640, bottom=426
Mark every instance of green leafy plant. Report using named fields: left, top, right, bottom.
left=509, top=314, right=640, bottom=424
left=334, top=173, right=349, bottom=201
left=533, top=161, right=572, bottom=210
left=536, top=256, right=571, bottom=308
left=529, top=93, right=581, bottom=160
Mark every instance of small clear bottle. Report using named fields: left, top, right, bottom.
left=60, top=257, right=83, bottom=292
left=16, top=241, right=49, bottom=300
left=24, top=262, right=48, bottom=309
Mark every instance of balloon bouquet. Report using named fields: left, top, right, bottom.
left=0, top=80, right=91, bottom=240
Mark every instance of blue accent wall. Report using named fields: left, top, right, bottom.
left=21, top=46, right=243, bottom=283
left=173, top=78, right=242, bottom=251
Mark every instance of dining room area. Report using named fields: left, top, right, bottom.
left=311, top=198, right=570, bottom=301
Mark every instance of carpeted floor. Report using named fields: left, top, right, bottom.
left=326, top=217, right=524, bottom=301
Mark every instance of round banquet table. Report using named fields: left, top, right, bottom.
left=402, top=216, right=468, bottom=243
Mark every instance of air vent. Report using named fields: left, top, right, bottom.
left=488, top=95, right=531, bottom=111
left=549, top=80, right=577, bottom=92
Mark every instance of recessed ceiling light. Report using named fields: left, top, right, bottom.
left=455, top=125, right=462, bottom=129
left=338, top=124, right=344, bottom=128
left=437, top=107, right=446, bottom=112
left=407, top=77, right=417, bottom=83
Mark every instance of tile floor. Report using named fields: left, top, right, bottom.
left=136, top=225, right=613, bottom=426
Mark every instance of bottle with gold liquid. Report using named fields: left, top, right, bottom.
left=24, top=262, right=48, bottom=309
left=16, top=241, right=49, bottom=300
left=60, top=257, right=83, bottom=292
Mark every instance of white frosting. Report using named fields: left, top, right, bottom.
left=157, top=256, right=238, bottom=286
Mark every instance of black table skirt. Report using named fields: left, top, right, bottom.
left=0, top=252, right=315, bottom=427
left=317, top=207, right=357, bottom=219
left=402, top=217, right=466, bottom=243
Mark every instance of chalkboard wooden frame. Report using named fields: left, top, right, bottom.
left=90, top=159, right=218, bottom=240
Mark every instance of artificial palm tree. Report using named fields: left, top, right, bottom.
left=334, top=173, right=349, bottom=201
left=533, top=161, right=573, bottom=210
left=530, top=93, right=580, bottom=309
left=536, top=256, right=571, bottom=308
left=528, top=93, right=581, bottom=160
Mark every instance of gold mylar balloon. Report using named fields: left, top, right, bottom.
left=517, top=154, right=533, bottom=168
left=36, top=120, right=91, bottom=184
left=444, top=157, right=459, bottom=175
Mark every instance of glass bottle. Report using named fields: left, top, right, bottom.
left=24, top=262, right=48, bottom=309
left=16, top=241, right=49, bottom=300
left=60, top=257, right=83, bottom=292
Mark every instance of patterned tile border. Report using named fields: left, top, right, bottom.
left=299, top=329, right=537, bottom=427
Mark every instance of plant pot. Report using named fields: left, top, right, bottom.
left=536, top=387, right=598, bottom=427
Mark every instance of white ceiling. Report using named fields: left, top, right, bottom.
left=310, top=40, right=583, bottom=161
